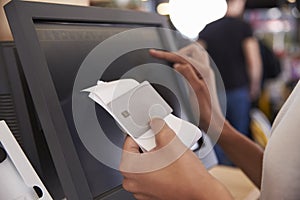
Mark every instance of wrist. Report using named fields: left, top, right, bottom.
left=217, top=121, right=236, bottom=146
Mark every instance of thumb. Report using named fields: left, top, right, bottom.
left=123, top=136, right=140, bottom=153
left=150, top=118, right=176, bottom=150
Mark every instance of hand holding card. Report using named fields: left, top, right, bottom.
left=83, top=79, right=202, bottom=151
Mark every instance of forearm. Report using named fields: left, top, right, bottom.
left=249, top=63, right=261, bottom=85
left=243, top=37, right=262, bottom=98
left=183, top=152, right=233, bottom=200
left=192, top=178, right=233, bottom=200
left=248, top=61, right=262, bottom=96
left=218, top=122, right=263, bottom=188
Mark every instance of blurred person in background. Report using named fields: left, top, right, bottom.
left=198, top=0, right=262, bottom=165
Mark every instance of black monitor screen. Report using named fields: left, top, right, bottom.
left=34, top=22, right=167, bottom=103
left=5, top=2, right=200, bottom=199
left=33, top=21, right=190, bottom=198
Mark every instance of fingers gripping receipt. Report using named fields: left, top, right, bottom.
left=83, top=79, right=202, bottom=152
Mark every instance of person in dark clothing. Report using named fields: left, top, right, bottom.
left=198, top=0, right=262, bottom=165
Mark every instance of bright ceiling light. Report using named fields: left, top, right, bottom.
left=267, top=7, right=282, bottom=19
left=157, top=2, right=170, bottom=15
left=169, top=0, right=227, bottom=39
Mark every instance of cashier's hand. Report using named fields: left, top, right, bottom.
left=149, top=44, right=226, bottom=135
left=120, top=118, right=232, bottom=200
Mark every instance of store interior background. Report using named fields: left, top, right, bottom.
left=0, top=0, right=298, bottom=199
left=1, top=0, right=299, bottom=124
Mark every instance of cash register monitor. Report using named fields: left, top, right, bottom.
left=5, top=1, right=215, bottom=199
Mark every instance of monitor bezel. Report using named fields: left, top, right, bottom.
left=5, top=1, right=174, bottom=199
left=0, top=41, right=65, bottom=198
left=0, top=41, right=43, bottom=173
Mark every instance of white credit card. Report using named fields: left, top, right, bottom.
left=107, top=81, right=173, bottom=138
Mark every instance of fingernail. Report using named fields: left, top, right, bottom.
left=173, top=63, right=180, bottom=69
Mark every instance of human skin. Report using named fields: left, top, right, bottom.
left=121, top=119, right=233, bottom=200
left=120, top=45, right=263, bottom=199
left=149, top=47, right=263, bottom=187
